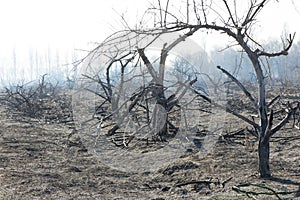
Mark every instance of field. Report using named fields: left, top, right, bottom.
left=0, top=87, right=300, bottom=200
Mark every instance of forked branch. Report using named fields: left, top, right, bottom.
left=269, top=102, right=300, bottom=138
left=258, top=33, right=296, bottom=57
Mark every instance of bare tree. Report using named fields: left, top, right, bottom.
left=141, top=0, right=298, bottom=178
left=76, top=29, right=213, bottom=148
left=77, top=0, right=299, bottom=178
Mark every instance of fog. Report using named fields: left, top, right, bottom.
left=1, top=0, right=300, bottom=87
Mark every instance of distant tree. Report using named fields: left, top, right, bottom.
left=12, top=46, right=17, bottom=81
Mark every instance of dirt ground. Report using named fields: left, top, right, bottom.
left=1, top=95, right=300, bottom=200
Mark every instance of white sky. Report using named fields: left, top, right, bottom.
left=0, top=0, right=149, bottom=50
left=1, top=0, right=299, bottom=49
left=0, top=0, right=300, bottom=71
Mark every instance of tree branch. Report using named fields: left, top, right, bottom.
left=217, top=65, right=258, bottom=109
left=137, top=48, right=159, bottom=82
left=158, top=27, right=199, bottom=84
left=270, top=102, right=299, bottom=137
left=242, top=0, right=268, bottom=27
left=193, top=89, right=260, bottom=129
left=258, top=33, right=296, bottom=57
left=263, top=109, right=273, bottom=143
left=267, top=94, right=280, bottom=108
left=222, top=0, right=237, bottom=27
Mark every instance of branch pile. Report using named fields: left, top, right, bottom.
left=0, top=75, right=73, bottom=124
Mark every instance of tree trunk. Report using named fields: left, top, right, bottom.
left=258, top=137, right=271, bottom=178
left=246, top=51, right=271, bottom=178
left=153, top=84, right=168, bottom=141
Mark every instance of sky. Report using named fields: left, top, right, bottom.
left=0, top=0, right=148, bottom=50
left=0, top=0, right=300, bottom=83
left=1, top=0, right=299, bottom=49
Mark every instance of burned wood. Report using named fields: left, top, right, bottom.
left=257, top=33, right=296, bottom=58
left=271, top=135, right=300, bottom=144
left=174, top=180, right=219, bottom=188
left=193, top=88, right=260, bottom=130
left=223, top=129, right=245, bottom=139
left=267, top=94, right=281, bottom=108
left=246, top=127, right=259, bottom=138
left=232, top=182, right=297, bottom=199
left=0, top=75, right=73, bottom=124
left=174, top=177, right=232, bottom=189
left=270, top=101, right=299, bottom=138
left=217, top=65, right=258, bottom=109
left=107, top=125, right=120, bottom=136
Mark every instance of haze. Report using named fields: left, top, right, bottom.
left=0, top=0, right=299, bottom=84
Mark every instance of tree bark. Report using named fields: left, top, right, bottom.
left=239, top=41, right=271, bottom=178
left=154, top=84, right=168, bottom=140
left=254, top=61, right=270, bottom=178
left=258, top=137, right=271, bottom=178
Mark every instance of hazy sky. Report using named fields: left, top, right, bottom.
left=0, top=0, right=148, bottom=50
left=0, top=0, right=299, bottom=85
left=1, top=0, right=299, bottom=51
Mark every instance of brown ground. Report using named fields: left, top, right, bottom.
left=0, top=93, right=300, bottom=200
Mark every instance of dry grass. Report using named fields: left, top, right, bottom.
left=0, top=87, right=300, bottom=199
